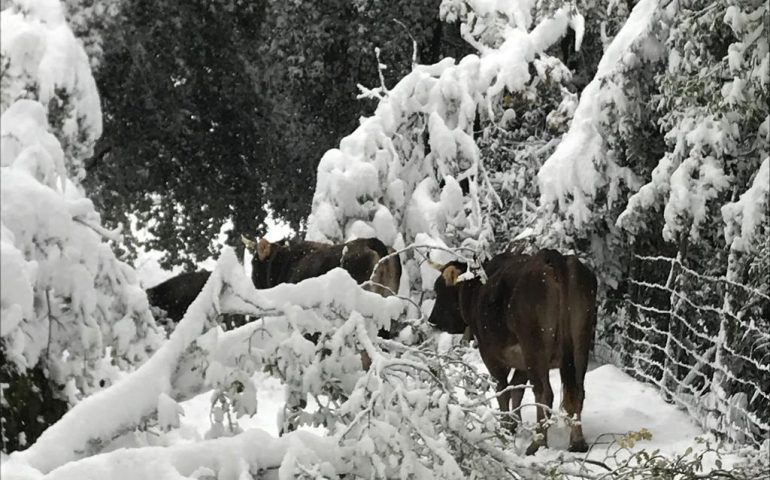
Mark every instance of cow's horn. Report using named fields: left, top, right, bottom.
left=426, top=259, right=445, bottom=271
left=241, top=234, right=258, bottom=251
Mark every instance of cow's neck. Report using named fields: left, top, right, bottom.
left=457, top=279, right=483, bottom=336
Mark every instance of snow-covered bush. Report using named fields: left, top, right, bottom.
left=2, top=0, right=768, bottom=475
left=618, top=0, right=768, bottom=252
left=1, top=0, right=162, bottom=451
left=306, top=1, right=584, bottom=298
left=307, top=0, right=769, bottom=450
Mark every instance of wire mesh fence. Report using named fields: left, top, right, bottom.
left=595, top=254, right=770, bottom=448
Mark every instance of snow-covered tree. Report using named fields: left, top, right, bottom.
left=61, top=0, right=123, bottom=69
left=306, top=0, right=585, bottom=307
left=2, top=0, right=768, bottom=475
left=307, top=0, right=769, bottom=449
left=618, top=0, right=768, bottom=252
left=1, top=0, right=162, bottom=451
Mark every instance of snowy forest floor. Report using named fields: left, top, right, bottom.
left=63, top=248, right=757, bottom=478
left=175, top=348, right=736, bottom=470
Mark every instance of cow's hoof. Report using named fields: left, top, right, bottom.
left=525, top=441, right=544, bottom=456
left=501, top=419, right=518, bottom=435
left=568, top=440, right=589, bottom=453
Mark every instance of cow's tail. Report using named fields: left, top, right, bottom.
left=539, top=250, right=578, bottom=410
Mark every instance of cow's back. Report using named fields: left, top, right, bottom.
left=255, top=237, right=401, bottom=301
left=146, top=270, right=211, bottom=322
left=508, top=255, right=563, bottom=359
left=460, top=253, right=562, bottom=371
left=289, top=242, right=346, bottom=283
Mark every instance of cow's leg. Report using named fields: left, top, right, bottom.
left=524, top=355, right=554, bottom=455
left=508, top=369, right=529, bottom=432
left=564, top=315, right=592, bottom=452
left=485, top=360, right=514, bottom=433
left=560, top=351, right=588, bottom=452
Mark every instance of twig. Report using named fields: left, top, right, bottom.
left=72, top=216, right=123, bottom=243
left=393, top=19, right=419, bottom=69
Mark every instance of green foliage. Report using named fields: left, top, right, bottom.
left=84, top=0, right=275, bottom=269
left=83, top=0, right=470, bottom=269
left=588, top=433, right=770, bottom=480
left=0, top=346, right=69, bottom=452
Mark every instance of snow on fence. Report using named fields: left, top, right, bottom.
left=595, top=254, right=770, bottom=448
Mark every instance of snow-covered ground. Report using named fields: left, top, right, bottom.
left=135, top=252, right=737, bottom=472
left=175, top=335, right=716, bottom=466
left=1, top=248, right=758, bottom=479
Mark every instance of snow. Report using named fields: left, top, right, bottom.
left=1, top=101, right=161, bottom=386
left=3, top=0, right=768, bottom=476
left=36, top=429, right=338, bottom=480
left=6, top=343, right=740, bottom=479
left=537, top=0, right=661, bottom=228
left=722, top=157, right=769, bottom=252
left=458, top=348, right=725, bottom=461
left=1, top=0, right=102, bottom=179
left=0, top=225, right=37, bottom=336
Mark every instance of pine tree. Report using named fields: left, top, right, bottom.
left=0, top=0, right=163, bottom=451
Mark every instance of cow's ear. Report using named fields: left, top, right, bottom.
left=257, top=238, right=272, bottom=261
left=241, top=235, right=258, bottom=252
left=442, top=265, right=461, bottom=286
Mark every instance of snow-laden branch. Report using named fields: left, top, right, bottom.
left=721, top=157, right=769, bottom=253
left=9, top=246, right=406, bottom=474
left=537, top=0, right=664, bottom=228
left=40, top=429, right=341, bottom=480
left=9, top=249, right=241, bottom=473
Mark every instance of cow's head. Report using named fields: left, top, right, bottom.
left=242, top=235, right=291, bottom=288
left=241, top=235, right=277, bottom=261
left=427, top=261, right=468, bottom=334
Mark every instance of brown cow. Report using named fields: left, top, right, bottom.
left=427, top=249, right=597, bottom=454
left=146, top=270, right=211, bottom=325
left=242, top=236, right=401, bottom=300
left=145, top=270, right=249, bottom=331
left=242, top=235, right=403, bottom=435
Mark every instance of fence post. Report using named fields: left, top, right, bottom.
left=712, top=249, right=740, bottom=443
left=660, top=236, right=687, bottom=400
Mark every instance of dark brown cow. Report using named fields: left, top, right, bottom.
left=146, top=270, right=251, bottom=331
left=146, top=270, right=211, bottom=324
left=242, top=235, right=403, bottom=434
left=242, top=236, right=402, bottom=299
left=427, top=249, right=597, bottom=454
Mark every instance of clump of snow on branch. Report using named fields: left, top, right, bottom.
left=1, top=0, right=102, bottom=181
left=722, top=157, right=769, bottom=253
left=0, top=0, right=161, bottom=408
